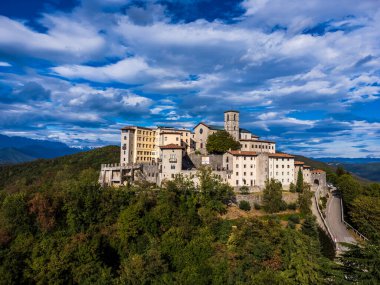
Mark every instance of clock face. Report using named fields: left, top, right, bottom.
left=199, top=128, right=203, bottom=134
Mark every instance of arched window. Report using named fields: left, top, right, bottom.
left=227, top=114, right=229, bottom=121
left=234, top=114, right=236, bottom=120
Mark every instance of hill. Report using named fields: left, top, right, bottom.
left=293, top=154, right=334, bottom=172
left=0, top=134, right=88, bottom=164
left=0, top=145, right=119, bottom=192
left=340, top=162, right=380, bottom=182
left=0, top=147, right=35, bottom=165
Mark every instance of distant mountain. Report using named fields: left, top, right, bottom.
left=293, top=154, right=334, bottom=172
left=316, top=157, right=380, bottom=164
left=0, top=134, right=88, bottom=165
left=0, top=148, right=35, bottom=165
left=340, top=163, right=380, bottom=182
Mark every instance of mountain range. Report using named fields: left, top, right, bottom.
left=0, top=134, right=88, bottom=165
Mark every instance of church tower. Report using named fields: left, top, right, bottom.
left=224, top=110, right=240, bottom=141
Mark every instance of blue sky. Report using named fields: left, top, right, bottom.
left=0, top=0, right=380, bottom=158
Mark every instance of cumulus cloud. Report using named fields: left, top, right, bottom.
left=0, top=0, right=379, bottom=156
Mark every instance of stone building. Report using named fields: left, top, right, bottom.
left=100, top=110, right=326, bottom=191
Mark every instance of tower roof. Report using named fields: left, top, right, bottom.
left=224, top=110, right=239, bottom=113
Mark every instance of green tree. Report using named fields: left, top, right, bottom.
left=298, top=183, right=313, bottom=215
left=350, top=195, right=380, bottom=241
left=289, top=182, right=296, bottom=193
left=336, top=165, right=346, bottom=177
left=337, top=174, right=362, bottom=207
left=301, top=215, right=319, bottom=238
left=296, top=168, right=304, bottom=193
left=239, top=200, right=251, bottom=211
left=206, top=130, right=241, bottom=154
left=339, top=242, right=380, bottom=283
left=263, top=179, right=283, bottom=213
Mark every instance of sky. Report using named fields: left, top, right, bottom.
left=0, top=0, right=380, bottom=158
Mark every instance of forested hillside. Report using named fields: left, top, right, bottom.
left=0, top=146, right=119, bottom=192
left=0, top=147, right=379, bottom=284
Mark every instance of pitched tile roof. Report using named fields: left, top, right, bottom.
left=228, top=150, right=258, bottom=156
left=159, top=144, right=184, bottom=149
left=268, top=153, right=295, bottom=158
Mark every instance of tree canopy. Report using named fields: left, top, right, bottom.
left=206, top=130, right=241, bottom=154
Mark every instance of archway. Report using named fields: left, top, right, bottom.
left=314, top=179, right=319, bottom=185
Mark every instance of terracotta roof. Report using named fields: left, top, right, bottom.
left=268, top=153, right=295, bottom=158
left=295, top=161, right=305, bottom=165
left=312, top=169, right=325, bottom=173
left=159, top=144, right=184, bottom=149
left=303, top=165, right=311, bottom=168
left=193, top=122, right=223, bottom=131
left=228, top=150, right=258, bottom=156
left=160, top=131, right=181, bottom=135
left=121, top=126, right=153, bottom=131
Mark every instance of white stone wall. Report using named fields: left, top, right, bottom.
left=240, top=140, right=276, bottom=153
left=193, top=123, right=216, bottom=152
left=121, top=128, right=135, bottom=165
left=268, top=157, right=295, bottom=189
left=160, top=148, right=183, bottom=182
left=224, top=111, right=240, bottom=141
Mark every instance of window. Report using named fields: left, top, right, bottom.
left=244, top=157, right=246, bottom=160
left=250, top=172, right=253, bottom=175
left=236, top=180, right=238, bottom=185
left=199, top=128, right=203, bottom=134
left=124, top=136, right=127, bottom=140
left=244, top=165, right=246, bottom=168
left=165, top=137, right=167, bottom=141
left=236, top=164, right=239, bottom=168
left=236, top=172, right=238, bottom=176
left=243, top=172, right=246, bottom=176
left=276, top=165, right=278, bottom=168
left=227, top=114, right=229, bottom=121
left=234, top=114, right=236, bottom=120
left=282, top=165, right=284, bottom=168
left=176, top=137, right=179, bottom=141
left=171, top=165, right=175, bottom=169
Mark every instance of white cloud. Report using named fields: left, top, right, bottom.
left=0, top=61, right=11, bottom=67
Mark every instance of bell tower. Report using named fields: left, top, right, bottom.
left=224, top=110, right=240, bottom=141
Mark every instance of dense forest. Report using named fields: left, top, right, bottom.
left=0, top=147, right=379, bottom=284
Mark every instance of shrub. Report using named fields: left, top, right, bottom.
left=287, top=220, right=296, bottom=229
left=279, top=200, right=288, bottom=211
left=239, top=200, right=251, bottom=211
left=240, top=186, right=249, bottom=195
left=287, top=202, right=297, bottom=210
left=288, top=214, right=300, bottom=224
left=254, top=202, right=261, bottom=210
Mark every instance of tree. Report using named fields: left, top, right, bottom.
left=239, top=201, right=251, bottom=211
left=263, top=179, right=283, bottom=213
left=339, top=242, right=380, bottom=283
left=336, top=165, right=346, bottom=177
left=301, top=215, right=319, bottom=238
left=350, top=195, right=380, bottom=241
left=296, top=168, right=303, bottom=193
left=289, top=182, right=296, bottom=193
left=206, top=130, right=241, bottom=154
left=298, top=183, right=313, bottom=215
left=337, top=174, right=362, bottom=207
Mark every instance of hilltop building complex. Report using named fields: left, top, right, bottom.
left=99, top=111, right=326, bottom=191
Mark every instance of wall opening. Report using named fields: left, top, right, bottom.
left=314, top=179, right=319, bottom=185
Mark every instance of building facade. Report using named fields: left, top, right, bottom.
left=100, top=110, right=326, bottom=192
